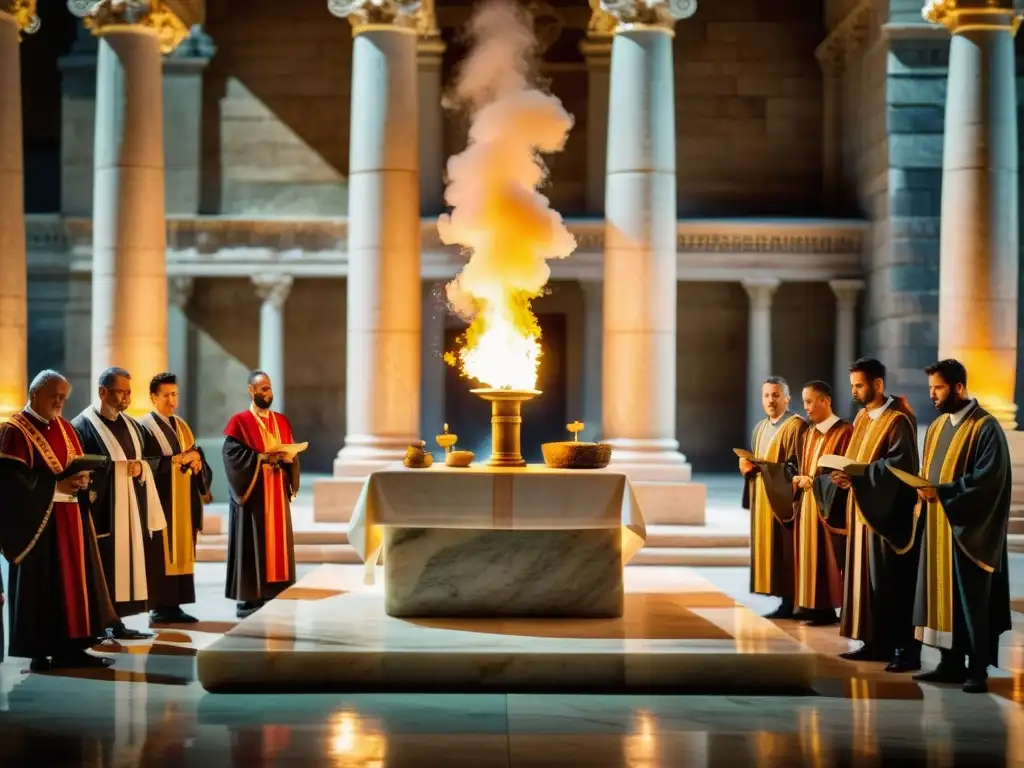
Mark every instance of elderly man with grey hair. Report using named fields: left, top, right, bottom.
left=0, top=369, right=117, bottom=671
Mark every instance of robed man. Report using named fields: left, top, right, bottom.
left=911, top=359, right=1011, bottom=694
left=223, top=370, right=299, bottom=619
left=790, top=380, right=853, bottom=626
left=138, top=372, right=213, bottom=625
left=72, top=367, right=167, bottom=640
left=0, top=370, right=117, bottom=670
left=739, top=376, right=805, bottom=619
left=815, top=357, right=921, bottom=673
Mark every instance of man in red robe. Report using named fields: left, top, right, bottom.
left=0, top=370, right=117, bottom=671
left=222, top=370, right=300, bottom=619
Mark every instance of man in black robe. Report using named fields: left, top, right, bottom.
left=139, top=371, right=213, bottom=625
left=72, top=366, right=167, bottom=640
left=815, top=357, right=921, bottom=672
left=0, top=369, right=117, bottom=670
left=739, top=376, right=804, bottom=619
left=912, top=359, right=1011, bottom=694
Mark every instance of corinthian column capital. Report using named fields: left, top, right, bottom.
left=328, top=0, right=421, bottom=35
left=253, top=274, right=294, bottom=311
left=2, top=0, right=40, bottom=37
left=923, top=0, right=1024, bottom=34
left=68, top=0, right=192, bottom=54
left=598, top=0, right=697, bottom=33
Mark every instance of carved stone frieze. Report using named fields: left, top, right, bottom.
left=68, top=0, right=191, bottom=54
left=922, top=0, right=1024, bottom=33
left=3, top=0, right=41, bottom=37
left=327, top=0, right=421, bottom=34
left=598, top=0, right=697, bottom=32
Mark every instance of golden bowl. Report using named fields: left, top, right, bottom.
left=445, top=450, right=475, bottom=468
left=403, top=447, right=433, bottom=469
left=541, top=441, right=613, bottom=469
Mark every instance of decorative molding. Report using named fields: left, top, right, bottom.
left=598, top=0, right=696, bottom=33
left=252, top=273, right=294, bottom=310
left=327, top=0, right=421, bottom=34
left=168, top=275, right=194, bottom=308
left=814, top=0, right=873, bottom=78
left=414, top=0, right=438, bottom=37
left=68, top=0, right=191, bottom=54
left=4, top=0, right=41, bottom=37
left=25, top=215, right=867, bottom=283
left=585, top=0, right=616, bottom=38
left=166, top=23, right=215, bottom=59
left=741, top=278, right=781, bottom=310
left=922, top=0, right=1023, bottom=34
left=829, top=278, right=865, bottom=309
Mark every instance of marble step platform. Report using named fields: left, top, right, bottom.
left=195, top=564, right=815, bottom=694
left=1010, top=533, right=1024, bottom=553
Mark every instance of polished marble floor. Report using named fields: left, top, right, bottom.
left=2, top=556, right=1024, bottom=766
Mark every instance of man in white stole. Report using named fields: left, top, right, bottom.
left=72, top=367, right=167, bottom=641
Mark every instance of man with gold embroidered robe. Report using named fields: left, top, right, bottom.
left=0, top=370, right=117, bottom=670
left=72, top=367, right=167, bottom=640
left=740, top=376, right=804, bottom=619
left=791, top=381, right=853, bottom=626
left=911, top=360, right=1011, bottom=694
left=223, top=371, right=299, bottom=619
left=139, top=372, right=213, bottom=625
left=815, top=357, right=921, bottom=673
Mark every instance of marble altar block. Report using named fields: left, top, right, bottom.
left=195, top=564, right=818, bottom=694
left=348, top=465, right=646, bottom=618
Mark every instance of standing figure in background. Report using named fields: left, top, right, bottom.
left=816, top=357, right=921, bottom=673
left=740, top=376, right=805, bottom=620
left=912, top=360, right=1011, bottom=694
left=139, top=372, right=213, bottom=625
left=222, top=371, right=299, bottom=619
left=792, top=380, right=853, bottom=626
left=73, top=367, right=166, bottom=641
left=0, top=370, right=117, bottom=670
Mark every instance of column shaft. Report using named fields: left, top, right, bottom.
left=419, top=281, right=446, bottom=443
left=91, top=27, right=167, bottom=416
left=743, top=279, right=779, bottom=432
left=829, top=279, right=863, bottom=407
left=417, top=37, right=445, bottom=216
left=579, top=280, right=603, bottom=441
left=253, top=274, right=292, bottom=414
left=602, top=27, right=684, bottom=466
left=581, top=39, right=611, bottom=216
left=937, top=25, right=1019, bottom=429
left=338, top=26, right=422, bottom=470
left=167, top=276, right=193, bottom=418
left=0, top=12, right=26, bottom=419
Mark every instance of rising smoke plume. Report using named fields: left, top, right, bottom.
left=439, top=0, right=576, bottom=390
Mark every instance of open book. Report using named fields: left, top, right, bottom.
left=887, top=465, right=936, bottom=490
left=816, top=454, right=868, bottom=476
left=733, top=448, right=767, bottom=463
left=57, top=454, right=108, bottom=480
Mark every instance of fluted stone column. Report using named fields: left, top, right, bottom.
left=70, top=0, right=191, bottom=417
left=829, top=279, right=863, bottom=405
left=601, top=0, right=695, bottom=473
left=0, top=3, right=37, bottom=420
left=253, top=274, right=293, bottom=414
left=167, top=276, right=192, bottom=416
left=925, top=0, right=1021, bottom=430
left=416, top=1, right=445, bottom=215
left=743, top=278, right=780, bottom=432
left=579, top=280, right=603, bottom=442
left=330, top=0, right=421, bottom=474
left=580, top=5, right=613, bottom=215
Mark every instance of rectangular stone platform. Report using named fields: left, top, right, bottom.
left=196, top=564, right=817, bottom=694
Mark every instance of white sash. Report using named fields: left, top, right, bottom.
left=140, top=412, right=175, bottom=457
left=80, top=408, right=168, bottom=603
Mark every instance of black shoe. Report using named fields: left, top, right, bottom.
left=236, top=600, right=265, bottom=620
left=150, top=608, right=199, bottom=625
left=51, top=650, right=113, bottom=670
left=840, top=644, right=889, bottom=662
left=802, top=611, right=839, bottom=627
left=884, top=647, right=922, bottom=673
left=913, top=665, right=968, bottom=684
left=764, top=602, right=796, bottom=620
left=963, top=676, right=988, bottom=694
left=107, top=623, right=154, bottom=640
left=29, top=657, right=51, bottom=673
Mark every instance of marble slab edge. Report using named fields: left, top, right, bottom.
left=196, top=643, right=816, bottom=694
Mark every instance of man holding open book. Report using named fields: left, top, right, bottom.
left=222, top=370, right=306, bottom=619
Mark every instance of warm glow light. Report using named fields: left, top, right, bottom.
left=447, top=294, right=542, bottom=390
left=327, top=710, right=386, bottom=767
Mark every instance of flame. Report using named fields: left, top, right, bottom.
left=438, top=0, right=576, bottom=390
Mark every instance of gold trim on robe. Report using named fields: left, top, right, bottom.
left=750, top=414, right=803, bottom=595
left=141, top=412, right=198, bottom=577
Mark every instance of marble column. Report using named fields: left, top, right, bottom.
left=829, top=279, right=863, bottom=402
left=69, top=0, right=191, bottom=417
left=0, top=3, right=37, bottom=420
left=252, top=274, right=292, bottom=414
left=167, top=276, right=193, bottom=417
left=419, top=281, right=447, bottom=445
left=743, top=278, right=780, bottom=432
left=579, top=280, right=603, bottom=442
left=925, top=0, right=1021, bottom=430
left=580, top=6, right=613, bottom=215
left=329, top=0, right=421, bottom=474
left=416, top=1, right=445, bottom=215
left=601, top=0, right=695, bottom=471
